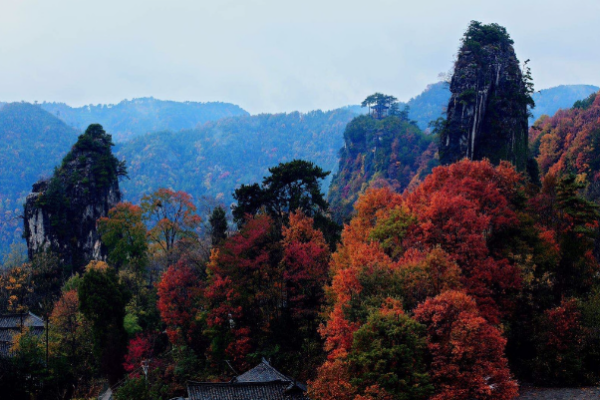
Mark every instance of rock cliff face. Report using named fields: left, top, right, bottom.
left=24, top=124, right=126, bottom=272
left=439, top=22, right=533, bottom=171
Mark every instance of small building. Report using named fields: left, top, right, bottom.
left=0, top=312, right=45, bottom=357
left=187, top=358, right=309, bottom=400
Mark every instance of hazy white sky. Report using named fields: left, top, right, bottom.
left=0, top=0, right=598, bottom=114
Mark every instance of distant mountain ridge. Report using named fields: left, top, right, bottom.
left=41, top=97, right=249, bottom=142
left=530, top=84, right=599, bottom=123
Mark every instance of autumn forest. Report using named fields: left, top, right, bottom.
left=2, top=18, right=600, bottom=400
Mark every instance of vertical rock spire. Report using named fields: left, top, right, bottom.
left=439, top=21, right=533, bottom=171
left=23, top=124, right=126, bottom=273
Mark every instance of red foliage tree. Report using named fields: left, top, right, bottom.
left=533, top=298, right=589, bottom=385
left=205, top=211, right=331, bottom=373
left=123, top=334, right=153, bottom=375
left=403, top=159, right=524, bottom=323
left=156, top=261, right=203, bottom=347
left=414, top=291, right=518, bottom=400
left=281, top=210, right=330, bottom=322
left=205, top=215, right=276, bottom=369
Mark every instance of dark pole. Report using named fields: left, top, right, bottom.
left=45, top=316, right=49, bottom=365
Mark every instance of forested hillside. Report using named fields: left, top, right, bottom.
left=0, top=103, right=79, bottom=255
left=530, top=90, right=600, bottom=199
left=328, top=94, right=437, bottom=222
left=116, top=109, right=355, bottom=205
left=41, top=98, right=248, bottom=142
left=1, top=82, right=597, bottom=257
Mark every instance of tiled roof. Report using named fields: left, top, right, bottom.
left=0, top=313, right=45, bottom=357
left=234, top=359, right=292, bottom=383
left=0, top=313, right=45, bottom=329
left=187, top=359, right=309, bottom=400
left=187, top=381, right=308, bottom=400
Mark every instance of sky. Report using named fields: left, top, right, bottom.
left=0, top=0, right=598, bottom=114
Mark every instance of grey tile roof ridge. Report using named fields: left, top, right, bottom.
left=0, top=312, right=45, bottom=328
left=27, top=311, right=45, bottom=325
left=188, top=380, right=291, bottom=387
left=234, top=358, right=294, bottom=383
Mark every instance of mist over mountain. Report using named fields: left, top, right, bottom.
left=40, top=97, right=248, bottom=142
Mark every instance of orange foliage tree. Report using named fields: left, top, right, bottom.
left=321, top=159, right=525, bottom=361
left=141, top=188, right=202, bottom=260
left=315, top=159, right=538, bottom=398
left=0, top=263, right=34, bottom=313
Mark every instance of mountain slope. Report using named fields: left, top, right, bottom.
left=405, top=81, right=451, bottom=130
left=116, top=109, right=355, bottom=205
left=530, top=90, right=600, bottom=199
left=530, top=84, right=599, bottom=123
left=41, top=98, right=249, bottom=142
left=0, top=103, right=79, bottom=255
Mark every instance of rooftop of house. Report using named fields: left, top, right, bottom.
left=187, top=359, right=309, bottom=400
left=0, top=312, right=45, bottom=357
left=0, top=312, right=45, bottom=329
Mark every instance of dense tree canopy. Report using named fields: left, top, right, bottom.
left=98, top=202, right=148, bottom=271
left=78, top=261, right=130, bottom=385
left=233, top=159, right=339, bottom=246
left=328, top=113, right=436, bottom=222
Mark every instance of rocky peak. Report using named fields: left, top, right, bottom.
left=23, top=124, right=126, bottom=273
left=439, top=21, right=533, bottom=171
